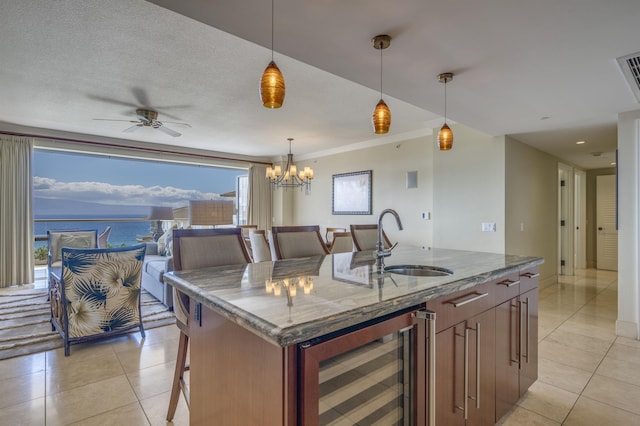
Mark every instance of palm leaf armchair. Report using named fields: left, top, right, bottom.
left=49, top=243, right=147, bottom=356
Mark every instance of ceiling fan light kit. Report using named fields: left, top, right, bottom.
left=372, top=34, right=392, bottom=134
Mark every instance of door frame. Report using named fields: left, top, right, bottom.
left=558, top=163, right=574, bottom=275
left=574, top=169, right=587, bottom=269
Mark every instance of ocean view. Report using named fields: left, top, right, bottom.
left=34, top=218, right=153, bottom=249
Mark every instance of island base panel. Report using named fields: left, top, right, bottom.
left=189, top=304, right=294, bottom=425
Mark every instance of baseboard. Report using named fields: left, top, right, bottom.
left=538, top=275, right=557, bottom=291
left=616, top=320, right=638, bottom=339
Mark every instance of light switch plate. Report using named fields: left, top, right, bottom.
left=482, top=222, right=497, bottom=232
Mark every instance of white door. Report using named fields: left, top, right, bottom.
left=596, top=175, right=618, bottom=271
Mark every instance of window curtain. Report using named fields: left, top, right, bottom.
left=247, top=164, right=272, bottom=231
left=0, top=135, right=34, bottom=287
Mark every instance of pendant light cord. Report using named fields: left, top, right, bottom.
left=443, top=79, right=447, bottom=124
left=379, top=41, right=383, bottom=98
left=271, top=0, right=275, bottom=61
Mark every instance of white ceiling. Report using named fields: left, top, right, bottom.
left=2, top=0, right=639, bottom=169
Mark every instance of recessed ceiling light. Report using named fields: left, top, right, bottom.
left=611, top=162, right=617, bottom=166
left=576, top=140, right=586, bottom=144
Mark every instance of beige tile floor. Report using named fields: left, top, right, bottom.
left=1, top=268, right=637, bottom=425
left=498, top=268, right=640, bottom=426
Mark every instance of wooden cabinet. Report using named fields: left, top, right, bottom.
left=188, top=305, right=296, bottom=425
left=185, top=264, right=540, bottom=425
left=432, top=296, right=496, bottom=425
left=495, top=268, right=539, bottom=421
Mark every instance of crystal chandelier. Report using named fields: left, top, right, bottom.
left=266, top=138, right=314, bottom=191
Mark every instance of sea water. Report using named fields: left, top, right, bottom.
left=34, top=216, right=153, bottom=249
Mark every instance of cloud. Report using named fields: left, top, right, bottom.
left=33, top=176, right=223, bottom=207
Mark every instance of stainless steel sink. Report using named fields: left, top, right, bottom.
left=384, top=265, right=453, bottom=277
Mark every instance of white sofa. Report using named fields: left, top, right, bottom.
left=142, top=242, right=174, bottom=309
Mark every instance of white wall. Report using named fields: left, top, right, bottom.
left=505, top=137, right=558, bottom=280
left=288, top=135, right=433, bottom=248
left=432, top=124, right=506, bottom=253
left=617, top=110, right=639, bottom=339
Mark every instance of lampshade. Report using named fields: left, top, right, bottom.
left=260, top=60, right=285, bottom=108
left=189, top=200, right=234, bottom=226
left=148, top=206, right=174, bottom=221
left=172, top=206, right=189, bottom=220
left=438, top=123, right=453, bottom=150
left=372, top=99, right=391, bottom=134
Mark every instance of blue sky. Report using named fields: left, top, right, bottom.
left=33, top=150, right=247, bottom=208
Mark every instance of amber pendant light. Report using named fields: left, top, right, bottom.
left=372, top=35, right=392, bottom=134
left=260, top=0, right=285, bottom=108
left=437, top=72, right=454, bottom=150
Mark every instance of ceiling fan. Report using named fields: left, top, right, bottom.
left=94, top=108, right=191, bottom=137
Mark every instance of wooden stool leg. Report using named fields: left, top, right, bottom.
left=167, top=331, right=189, bottom=421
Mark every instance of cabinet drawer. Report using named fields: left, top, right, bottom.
left=494, top=272, right=521, bottom=305
left=426, top=281, right=495, bottom=333
left=519, top=267, right=539, bottom=293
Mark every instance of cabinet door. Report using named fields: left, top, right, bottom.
left=466, top=308, right=495, bottom=426
left=494, top=298, right=519, bottom=421
left=436, top=308, right=495, bottom=426
left=519, top=288, right=538, bottom=394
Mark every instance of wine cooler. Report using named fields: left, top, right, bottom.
left=298, top=307, right=436, bottom=426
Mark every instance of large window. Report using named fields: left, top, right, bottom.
left=33, top=149, right=247, bottom=250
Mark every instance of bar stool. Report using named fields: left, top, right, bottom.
left=166, top=228, right=252, bottom=421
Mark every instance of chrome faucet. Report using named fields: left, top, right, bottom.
left=376, top=208, right=403, bottom=273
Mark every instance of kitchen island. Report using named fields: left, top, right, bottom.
left=164, top=246, right=543, bottom=425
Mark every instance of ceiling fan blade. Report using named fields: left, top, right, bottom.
left=162, top=121, right=192, bottom=128
left=93, top=118, right=139, bottom=123
left=134, top=114, right=151, bottom=123
left=123, top=124, right=142, bottom=133
left=156, top=124, right=181, bottom=137
left=87, top=94, right=137, bottom=108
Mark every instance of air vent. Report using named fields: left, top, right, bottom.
left=617, top=53, right=640, bottom=103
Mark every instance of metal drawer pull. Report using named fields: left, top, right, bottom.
left=448, top=292, right=488, bottom=307
left=429, top=312, right=436, bottom=426
left=475, top=322, right=480, bottom=409
left=520, top=272, right=540, bottom=279
left=523, top=297, right=530, bottom=363
left=415, top=309, right=437, bottom=426
left=517, top=300, right=523, bottom=366
left=497, top=279, right=520, bottom=287
left=510, top=302, right=520, bottom=365
left=464, top=327, right=470, bottom=420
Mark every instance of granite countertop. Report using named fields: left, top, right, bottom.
left=163, top=246, right=543, bottom=347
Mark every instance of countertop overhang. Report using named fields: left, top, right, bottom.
left=164, top=246, right=543, bottom=347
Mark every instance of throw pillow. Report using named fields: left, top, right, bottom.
left=59, top=234, right=93, bottom=249
left=59, top=234, right=94, bottom=260
left=165, top=232, right=174, bottom=257
left=157, top=228, right=172, bottom=256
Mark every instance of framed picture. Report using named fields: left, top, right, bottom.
left=332, top=170, right=372, bottom=215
